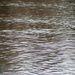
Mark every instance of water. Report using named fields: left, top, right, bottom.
left=0, top=0, right=75, bottom=75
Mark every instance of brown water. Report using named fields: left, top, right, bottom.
left=0, top=0, right=75, bottom=75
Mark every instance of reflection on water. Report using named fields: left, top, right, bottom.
left=0, top=0, right=75, bottom=75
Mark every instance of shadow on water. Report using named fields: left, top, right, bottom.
left=0, top=0, right=75, bottom=75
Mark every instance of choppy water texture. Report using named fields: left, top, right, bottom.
left=0, top=0, right=75, bottom=75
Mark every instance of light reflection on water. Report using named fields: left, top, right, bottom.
left=0, top=0, right=75, bottom=75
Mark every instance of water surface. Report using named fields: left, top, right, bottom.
left=0, top=0, right=75, bottom=75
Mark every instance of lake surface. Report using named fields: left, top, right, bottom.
left=0, top=0, right=75, bottom=75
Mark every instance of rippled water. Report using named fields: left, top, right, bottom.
left=0, top=0, right=75, bottom=75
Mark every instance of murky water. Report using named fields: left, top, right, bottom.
left=0, top=0, right=75, bottom=75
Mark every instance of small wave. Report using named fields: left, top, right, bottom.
left=0, top=17, right=50, bottom=24
left=0, top=2, right=52, bottom=8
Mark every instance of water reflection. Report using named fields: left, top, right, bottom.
left=0, top=0, right=75, bottom=75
